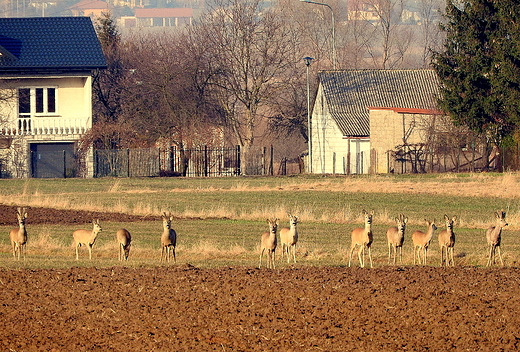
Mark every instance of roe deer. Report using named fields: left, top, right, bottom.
left=279, top=214, right=299, bottom=264
left=386, top=214, right=407, bottom=264
left=486, top=210, right=508, bottom=267
left=259, top=218, right=278, bottom=269
left=412, top=220, right=437, bottom=265
left=438, top=215, right=456, bottom=267
left=160, top=212, right=177, bottom=263
left=349, top=210, right=374, bottom=268
left=116, top=228, right=132, bottom=261
left=73, top=219, right=102, bottom=260
left=9, top=207, right=28, bottom=260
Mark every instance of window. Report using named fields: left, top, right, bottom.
left=18, top=87, right=57, bottom=117
left=18, top=87, right=57, bottom=132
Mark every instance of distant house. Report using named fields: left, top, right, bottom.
left=69, top=0, right=112, bottom=18
left=347, top=0, right=381, bottom=22
left=120, top=8, right=193, bottom=28
left=0, top=17, right=107, bottom=178
left=310, top=69, right=484, bottom=174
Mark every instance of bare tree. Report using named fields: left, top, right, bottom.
left=416, top=0, right=446, bottom=68
left=189, top=0, right=299, bottom=172
left=122, top=32, right=220, bottom=150
left=362, top=0, right=413, bottom=68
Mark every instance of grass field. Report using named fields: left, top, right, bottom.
left=0, top=173, right=519, bottom=269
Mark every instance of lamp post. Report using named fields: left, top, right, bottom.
left=300, top=0, right=336, bottom=69
left=303, top=56, right=313, bottom=173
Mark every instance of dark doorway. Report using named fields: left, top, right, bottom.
left=30, top=143, right=75, bottom=178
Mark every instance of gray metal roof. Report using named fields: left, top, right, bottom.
left=0, top=17, right=106, bottom=73
left=318, top=69, right=440, bottom=137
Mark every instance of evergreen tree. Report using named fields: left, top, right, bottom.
left=432, top=0, right=520, bottom=154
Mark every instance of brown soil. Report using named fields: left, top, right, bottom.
left=2, top=204, right=520, bottom=351
left=0, top=204, right=159, bottom=226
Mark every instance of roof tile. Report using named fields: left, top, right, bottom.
left=318, top=69, right=440, bottom=137
left=0, top=17, right=107, bottom=71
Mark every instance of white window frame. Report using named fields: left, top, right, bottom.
left=18, top=86, right=59, bottom=119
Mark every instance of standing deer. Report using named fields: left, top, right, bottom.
left=486, top=210, right=508, bottom=267
left=412, top=219, right=437, bottom=265
left=279, top=214, right=299, bottom=264
left=439, top=215, right=456, bottom=267
left=259, top=218, right=278, bottom=269
left=349, top=210, right=374, bottom=268
left=160, top=212, right=177, bottom=263
left=386, top=214, right=407, bottom=264
left=73, top=219, right=102, bottom=260
left=116, top=228, right=132, bottom=261
left=10, top=207, right=28, bottom=260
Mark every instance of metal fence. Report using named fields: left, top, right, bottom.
left=94, top=146, right=242, bottom=178
left=93, top=145, right=303, bottom=178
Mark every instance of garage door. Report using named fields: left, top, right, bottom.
left=30, top=143, right=75, bottom=178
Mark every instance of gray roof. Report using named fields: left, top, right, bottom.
left=0, top=17, right=106, bottom=73
left=318, top=69, right=440, bottom=137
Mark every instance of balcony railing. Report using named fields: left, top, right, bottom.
left=1, top=117, right=90, bottom=136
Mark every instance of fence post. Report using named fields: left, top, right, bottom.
left=168, top=146, right=174, bottom=174
left=269, top=145, right=274, bottom=176
left=333, top=152, right=336, bottom=175
left=204, top=145, right=208, bottom=177
left=94, top=150, right=98, bottom=178
left=63, top=150, right=67, bottom=178
left=236, top=145, right=241, bottom=176
left=127, top=148, right=131, bottom=177
left=262, top=147, right=266, bottom=175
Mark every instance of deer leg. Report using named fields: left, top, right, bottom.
left=358, top=245, right=364, bottom=268
left=367, top=246, right=373, bottom=268
left=348, top=245, right=356, bottom=267
left=487, top=245, right=494, bottom=267
left=497, top=246, right=503, bottom=266
left=259, top=248, right=265, bottom=268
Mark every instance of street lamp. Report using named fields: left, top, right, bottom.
left=303, top=56, right=313, bottom=173
left=300, top=0, right=336, bottom=70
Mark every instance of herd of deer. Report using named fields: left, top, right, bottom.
left=7, top=207, right=508, bottom=268
left=8, top=208, right=177, bottom=263
left=259, top=210, right=509, bottom=269
left=345, top=209, right=508, bottom=268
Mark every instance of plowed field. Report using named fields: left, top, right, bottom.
left=1, top=205, right=520, bottom=351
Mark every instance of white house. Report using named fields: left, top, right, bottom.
left=310, top=69, right=444, bottom=174
left=0, top=17, right=107, bottom=178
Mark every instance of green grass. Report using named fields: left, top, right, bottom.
left=0, top=173, right=519, bottom=269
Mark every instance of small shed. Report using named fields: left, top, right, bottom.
left=310, top=69, right=443, bottom=174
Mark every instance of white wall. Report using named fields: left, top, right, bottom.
left=311, top=84, right=371, bottom=174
